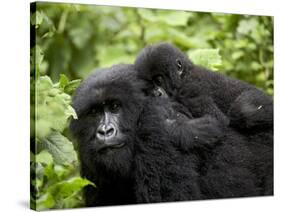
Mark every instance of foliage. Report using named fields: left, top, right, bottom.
left=30, top=2, right=273, bottom=210
left=30, top=43, right=94, bottom=209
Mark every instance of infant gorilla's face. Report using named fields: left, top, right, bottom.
left=135, top=42, right=192, bottom=99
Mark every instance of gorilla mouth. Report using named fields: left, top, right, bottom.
left=98, top=142, right=126, bottom=154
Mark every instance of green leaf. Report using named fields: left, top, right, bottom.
left=64, top=79, right=82, bottom=95
left=137, top=9, right=157, bottom=22
left=36, top=193, right=55, bottom=210
left=97, top=44, right=135, bottom=67
left=188, top=49, right=222, bottom=71
left=36, top=150, right=53, bottom=165
left=31, top=11, right=44, bottom=28
left=65, top=105, right=78, bottom=120
left=59, top=74, right=70, bottom=89
left=138, top=9, right=191, bottom=26
left=237, top=18, right=258, bottom=35
left=46, top=177, right=95, bottom=208
left=41, top=132, right=77, bottom=165
left=31, top=45, right=44, bottom=77
left=48, top=177, right=95, bottom=199
left=36, top=76, right=77, bottom=138
left=158, top=11, right=192, bottom=26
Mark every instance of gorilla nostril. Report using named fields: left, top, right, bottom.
left=97, top=124, right=116, bottom=139
left=107, top=127, right=114, bottom=136
left=98, top=129, right=105, bottom=136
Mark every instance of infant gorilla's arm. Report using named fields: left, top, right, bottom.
left=134, top=42, right=273, bottom=131
left=175, top=82, right=229, bottom=126
left=134, top=98, right=223, bottom=202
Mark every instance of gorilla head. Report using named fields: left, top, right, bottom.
left=71, top=64, right=145, bottom=178
left=135, top=42, right=193, bottom=98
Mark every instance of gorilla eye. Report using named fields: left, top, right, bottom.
left=153, top=75, right=163, bottom=87
left=176, top=59, right=182, bottom=71
left=110, top=101, right=121, bottom=113
left=91, top=107, right=98, bottom=115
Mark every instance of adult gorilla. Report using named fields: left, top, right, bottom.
left=70, top=64, right=145, bottom=206
left=70, top=64, right=272, bottom=206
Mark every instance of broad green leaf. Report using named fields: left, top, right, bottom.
left=45, top=177, right=95, bottom=209
left=188, top=49, right=222, bottom=71
left=36, top=150, right=53, bottom=165
left=48, top=177, right=95, bottom=199
left=41, top=132, right=77, bottom=165
left=36, top=119, right=52, bottom=139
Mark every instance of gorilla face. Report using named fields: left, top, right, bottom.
left=135, top=42, right=193, bottom=98
left=71, top=64, right=145, bottom=177
left=86, top=98, right=125, bottom=153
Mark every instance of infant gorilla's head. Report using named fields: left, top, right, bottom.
left=135, top=42, right=193, bottom=98
left=71, top=64, right=145, bottom=177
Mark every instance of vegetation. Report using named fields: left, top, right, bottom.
left=30, top=2, right=273, bottom=210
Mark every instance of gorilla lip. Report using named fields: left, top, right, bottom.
left=97, top=142, right=125, bottom=153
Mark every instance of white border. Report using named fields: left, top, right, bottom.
left=0, top=0, right=279, bottom=211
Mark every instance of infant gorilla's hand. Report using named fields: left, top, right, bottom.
left=169, top=114, right=224, bottom=152
left=175, top=90, right=229, bottom=126
left=139, top=97, right=224, bottom=153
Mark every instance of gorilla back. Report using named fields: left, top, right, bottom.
left=71, top=64, right=145, bottom=206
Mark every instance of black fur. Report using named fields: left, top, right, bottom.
left=134, top=42, right=273, bottom=132
left=71, top=64, right=145, bottom=206
left=71, top=63, right=273, bottom=206
left=135, top=98, right=273, bottom=202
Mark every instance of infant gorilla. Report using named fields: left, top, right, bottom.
left=135, top=42, right=273, bottom=132
left=71, top=64, right=272, bottom=206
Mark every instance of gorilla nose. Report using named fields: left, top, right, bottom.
left=96, top=124, right=116, bottom=140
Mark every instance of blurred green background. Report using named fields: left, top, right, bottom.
left=30, top=2, right=273, bottom=210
